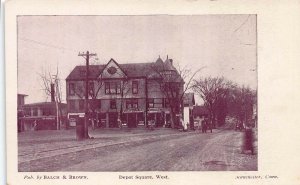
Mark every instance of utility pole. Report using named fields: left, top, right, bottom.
left=51, top=74, right=60, bottom=130
left=78, top=51, right=97, bottom=139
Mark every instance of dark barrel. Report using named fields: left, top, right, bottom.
left=76, top=117, right=84, bottom=140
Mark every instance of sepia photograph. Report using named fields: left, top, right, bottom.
left=17, top=15, right=258, bottom=172
left=6, top=0, right=300, bottom=185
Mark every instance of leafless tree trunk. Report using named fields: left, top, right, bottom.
left=38, top=66, right=63, bottom=129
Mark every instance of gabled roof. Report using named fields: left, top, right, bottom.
left=155, top=56, right=164, bottom=64
left=183, top=93, right=195, bottom=106
left=164, top=58, right=176, bottom=71
left=66, top=57, right=183, bottom=81
left=100, top=58, right=128, bottom=77
left=66, top=65, right=105, bottom=80
left=18, top=94, right=28, bottom=97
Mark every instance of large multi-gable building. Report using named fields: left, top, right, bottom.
left=66, top=57, right=184, bottom=128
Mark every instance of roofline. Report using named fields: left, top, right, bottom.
left=66, top=76, right=147, bottom=81
left=18, top=94, right=28, bottom=96
left=21, top=102, right=67, bottom=106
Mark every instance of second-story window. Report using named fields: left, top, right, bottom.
left=164, top=98, right=170, bottom=108
left=148, top=98, right=154, bottom=108
left=68, top=100, right=76, bottom=111
left=89, top=82, right=94, bottom=97
left=110, top=99, right=116, bottom=109
left=69, top=83, right=75, bottom=96
left=79, top=99, right=85, bottom=111
left=126, top=99, right=138, bottom=109
left=110, top=83, right=116, bottom=94
left=154, top=99, right=163, bottom=108
left=132, top=81, right=138, bottom=94
left=116, top=82, right=121, bottom=94
left=105, top=82, right=110, bottom=94
left=105, top=82, right=121, bottom=94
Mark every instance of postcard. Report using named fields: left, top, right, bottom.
left=5, top=0, right=300, bottom=185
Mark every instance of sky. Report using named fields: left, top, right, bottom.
left=17, top=15, right=257, bottom=104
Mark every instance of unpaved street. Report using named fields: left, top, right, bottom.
left=18, top=128, right=257, bottom=171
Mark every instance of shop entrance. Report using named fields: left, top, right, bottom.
left=127, top=113, right=137, bottom=128
left=147, top=112, right=165, bottom=127
left=108, top=112, right=118, bottom=128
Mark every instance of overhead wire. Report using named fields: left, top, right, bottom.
left=19, top=37, right=79, bottom=53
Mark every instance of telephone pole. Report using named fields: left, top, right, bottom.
left=78, top=51, right=97, bottom=139
left=52, top=75, right=60, bottom=130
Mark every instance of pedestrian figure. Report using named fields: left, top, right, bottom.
left=33, top=120, right=38, bottom=131
left=206, top=118, right=212, bottom=133
left=201, top=119, right=207, bottom=133
left=243, top=126, right=254, bottom=154
left=117, top=117, right=122, bottom=129
left=91, top=118, right=95, bottom=130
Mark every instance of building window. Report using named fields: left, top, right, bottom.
left=116, top=82, right=121, bottom=94
left=89, top=99, right=101, bottom=110
left=110, top=83, right=116, bottom=94
left=148, top=98, right=164, bottom=108
left=69, top=83, right=75, bottom=96
left=42, top=108, right=52, bottom=116
left=110, top=99, right=116, bottom=109
left=68, top=100, right=76, bottom=111
left=105, top=82, right=121, bottom=94
left=154, top=99, right=163, bottom=108
left=24, top=108, right=31, bottom=116
left=148, top=98, right=154, bottom=108
left=132, top=81, right=138, bottom=94
left=89, top=82, right=94, bottom=97
left=105, top=82, right=110, bottom=94
left=126, top=99, right=138, bottom=109
left=126, top=100, right=131, bottom=109
left=79, top=99, right=85, bottom=111
left=164, top=98, right=170, bottom=108
left=33, top=108, right=38, bottom=116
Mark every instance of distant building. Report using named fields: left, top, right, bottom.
left=18, top=94, right=27, bottom=108
left=19, top=102, right=67, bottom=131
left=192, top=105, right=209, bottom=128
left=183, top=93, right=195, bottom=129
left=17, top=94, right=28, bottom=132
left=66, top=57, right=184, bottom=128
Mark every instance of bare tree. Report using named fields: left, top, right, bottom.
left=227, top=86, right=256, bottom=128
left=38, top=66, right=63, bottom=129
left=192, top=76, right=234, bottom=128
left=71, top=74, right=105, bottom=129
left=150, top=59, right=204, bottom=128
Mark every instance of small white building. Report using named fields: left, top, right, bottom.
left=183, top=93, right=195, bottom=130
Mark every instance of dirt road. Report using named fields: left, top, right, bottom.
left=18, top=129, right=257, bottom=171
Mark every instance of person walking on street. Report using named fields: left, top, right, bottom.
left=201, top=119, right=207, bottom=133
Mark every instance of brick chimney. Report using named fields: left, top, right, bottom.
left=50, top=83, right=55, bottom=102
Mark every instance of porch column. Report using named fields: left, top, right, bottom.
left=106, top=113, right=109, bottom=128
